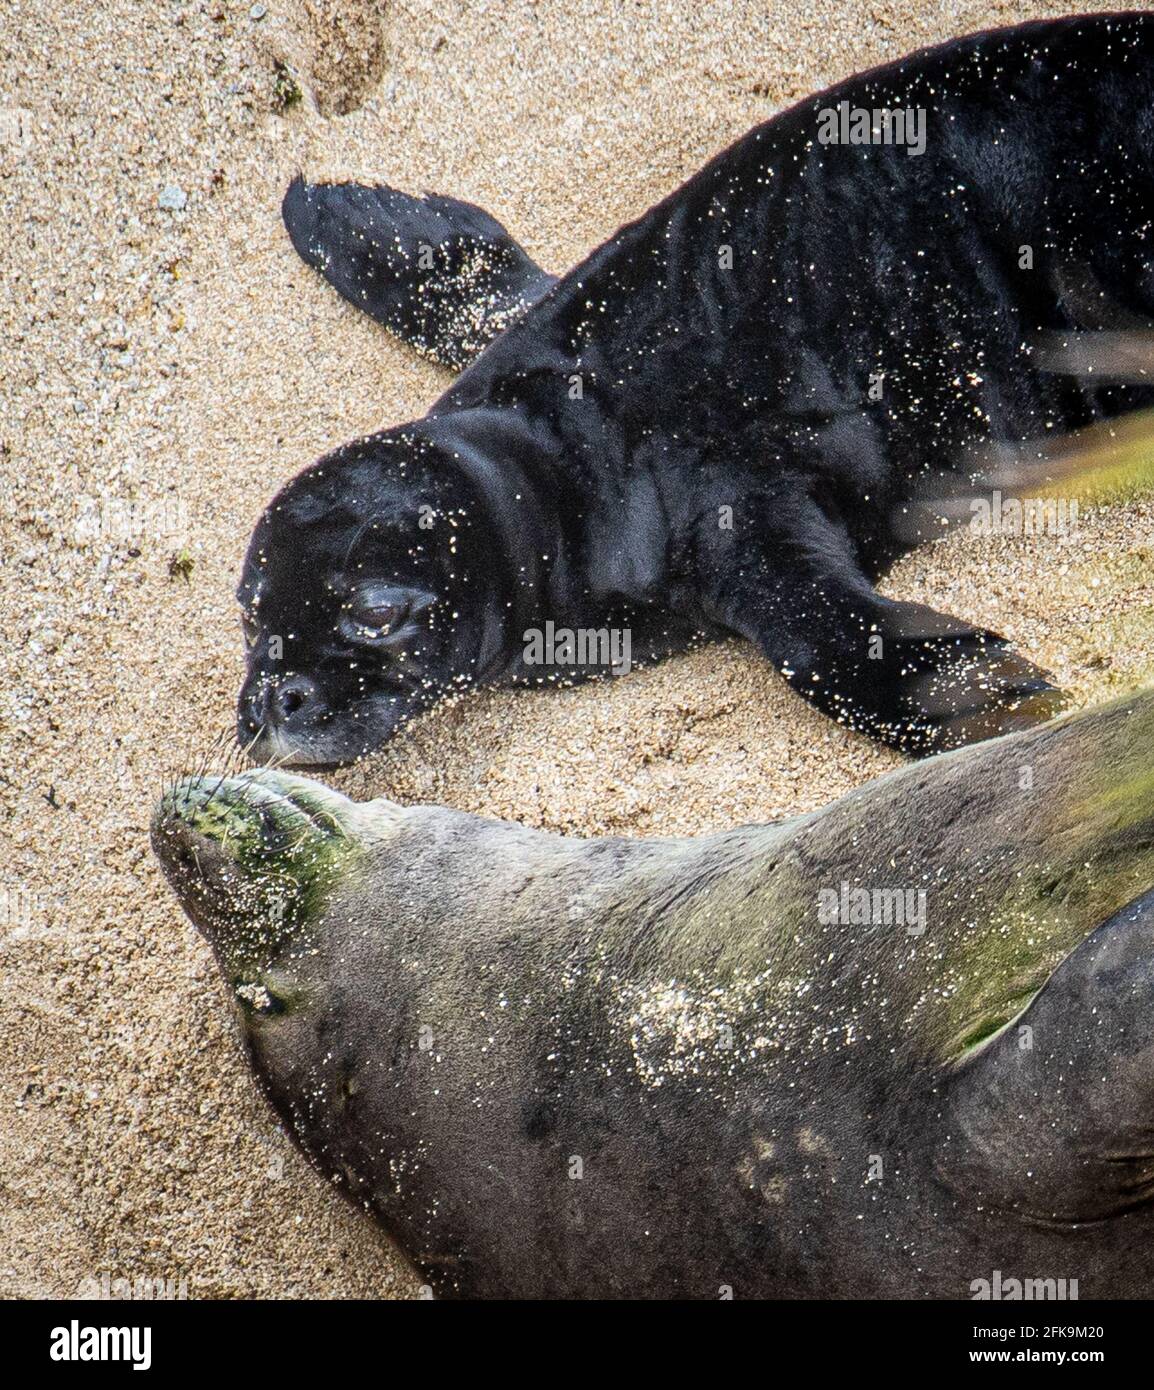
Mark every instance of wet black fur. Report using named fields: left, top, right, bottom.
left=240, top=14, right=1154, bottom=764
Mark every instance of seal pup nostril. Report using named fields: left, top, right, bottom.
left=271, top=675, right=316, bottom=721
left=235, top=671, right=347, bottom=766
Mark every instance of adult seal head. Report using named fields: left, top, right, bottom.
left=155, top=690, right=1154, bottom=1299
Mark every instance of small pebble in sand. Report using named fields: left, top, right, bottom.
left=158, top=184, right=187, bottom=212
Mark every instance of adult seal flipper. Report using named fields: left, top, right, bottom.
left=942, top=884, right=1154, bottom=1231
left=154, top=690, right=1154, bottom=1297
left=282, top=175, right=558, bottom=369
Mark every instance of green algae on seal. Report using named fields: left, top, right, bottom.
left=153, top=692, right=1154, bottom=1299
left=151, top=771, right=393, bottom=1015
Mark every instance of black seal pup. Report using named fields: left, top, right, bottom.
left=156, top=690, right=1154, bottom=1298
left=239, top=14, right=1154, bottom=764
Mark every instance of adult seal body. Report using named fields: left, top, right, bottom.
left=155, top=691, right=1154, bottom=1298
left=238, top=14, right=1154, bottom=764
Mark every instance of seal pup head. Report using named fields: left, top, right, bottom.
left=237, top=422, right=524, bottom=765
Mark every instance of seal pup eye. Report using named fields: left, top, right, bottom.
left=340, top=584, right=437, bottom=645
left=348, top=590, right=405, bottom=639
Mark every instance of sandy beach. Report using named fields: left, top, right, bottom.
left=1, top=0, right=1151, bottom=1298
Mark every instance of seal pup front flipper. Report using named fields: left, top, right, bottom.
left=282, top=175, right=558, bottom=370
left=695, top=487, right=1066, bottom=755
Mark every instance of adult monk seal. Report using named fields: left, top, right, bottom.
left=156, top=690, right=1154, bottom=1298
left=238, top=13, right=1154, bottom=765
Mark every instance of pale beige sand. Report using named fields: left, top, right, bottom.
left=1, top=0, right=1150, bottom=1299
